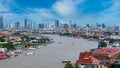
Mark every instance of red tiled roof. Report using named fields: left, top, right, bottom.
left=77, top=51, right=99, bottom=65
left=93, top=48, right=120, bottom=55
left=0, top=33, right=8, bottom=37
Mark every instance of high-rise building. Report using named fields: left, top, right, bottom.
left=15, top=22, right=20, bottom=29
left=6, top=23, right=12, bottom=29
left=69, top=20, right=72, bottom=28
left=96, top=23, right=101, bottom=27
left=59, top=23, right=63, bottom=29
left=0, top=16, right=4, bottom=29
left=86, top=24, right=90, bottom=28
left=63, top=23, right=69, bottom=29
left=102, top=23, right=106, bottom=28
left=73, top=23, right=77, bottom=29
left=24, top=19, right=27, bottom=29
left=28, top=22, right=34, bottom=29
left=55, top=20, right=59, bottom=29
left=39, top=23, right=44, bottom=29
left=44, top=23, right=49, bottom=29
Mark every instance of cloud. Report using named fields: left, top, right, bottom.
left=52, top=0, right=84, bottom=16
left=95, top=0, right=120, bottom=25
left=74, top=0, right=120, bottom=26
left=106, top=0, right=120, bottom=12
left=33, top=8, right=55, bottom=18
left=0, top=0, right=120, bottom=26
left=0, top=0, right=10, bottom=13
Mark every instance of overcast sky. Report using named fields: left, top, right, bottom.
left=0, top=0, right=120, bottom=26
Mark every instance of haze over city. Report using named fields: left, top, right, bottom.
left=0, top=0, right=120, bottom=26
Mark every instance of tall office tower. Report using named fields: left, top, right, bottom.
left=86, top=24, right=90, bottom=28
left=39, top=23, right=44, bottom=29
left=24, top=19, right=27, bottom=29
left=15, top=22, right=20, bottom=29
left=73, top=23, right=77, bottom=29
left=6, top=23, right=12, bottom=29
left=63, top=23, right=69, bottom=29
left=102, top=23, right=106, bottom=28
left=55, top=20, right=59, bottom=29
left=69, top=20, right=72, bottom=28
left=44, top=23, right=49, bottom=29
left=29, top=22, right=34, bottom=29
left=96, top=23, right=101, bottom=28
left=0, top=16, right=4, bottom=29
left=59, top=23, right=63, bottom=29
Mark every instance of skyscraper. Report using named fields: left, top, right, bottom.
left=0, top=16, right=4, bottom=29
left=15, top=22, right=20, bottom=29
left=55, top=20, right=59, bottom=29
left=24, top=19, right=27, bottom=29
left=44, top=23, right=49, bottom=29
left=73, top=23, right=77, bottom=29
left=102, top=23, right=106, bottom=28
left=86, top=24, right=90, bottom=28
left=63, top=23, right=69, bottom=29
left=6, top=23, right=12, bottom=29
left=39, top=23, right=44, bottom=29
left=69, top=20, right=72, bottom=28
left=28, top=22, right=34, bottom=29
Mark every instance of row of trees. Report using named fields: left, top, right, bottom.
left=108, top=38, right=120, bottom=44
left=98, top=41, right=107, bottom=48
left=1, top=42, right=15, bottom=50
left=98, top=38, right=120, bottom=48
left=0, top=36, right=16, bottom=50
left=0, top=35, right=51, bottom=51
left=21, top=35, right=50, bottom=44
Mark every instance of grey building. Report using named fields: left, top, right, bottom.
left=0, top=16, right=4, bottom=29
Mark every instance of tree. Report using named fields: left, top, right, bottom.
left=108, top=64, right=114, bottom=68
left=74, top=63, right=81, bottom=68
left=64, top=63, right=73, bottom=68
left=98, top=41, right=107, bottom=48
left=0, top=37, right=5, bottom=42
left=109, top=39, right=116, bottom=44
left=21, top=35, right=30, bottom=42
left=2, top=42, right=15, bottom=50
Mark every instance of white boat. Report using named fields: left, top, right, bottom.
left=37, top=46, right=42, bottom=49
left=28, top=48, right=36, bottom=50
left=26, top=52, right=35, bottom=56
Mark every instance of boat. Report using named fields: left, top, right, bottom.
left=26, top=52, right=35, bottom=56
left=0, top=52, right=8, bottom=59
left=62, top=60, right=71, bottom=63
left=28, top=48, right=36, bottom=50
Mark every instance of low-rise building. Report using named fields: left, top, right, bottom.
left=93, top=48, right=120, bottom=66
left=76, top=51, right=99, bottom=65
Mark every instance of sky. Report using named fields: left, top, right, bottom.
left=0, top=0, right=120, bottom=26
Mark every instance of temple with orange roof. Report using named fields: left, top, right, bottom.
left=93, top=48, right=120, bottom=66
left=76, top=51, right=99, bottom=65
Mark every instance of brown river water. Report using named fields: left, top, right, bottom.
left=0, top=35, right=98, bottom=68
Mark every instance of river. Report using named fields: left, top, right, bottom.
left=0, top=35, right=98, bottom=68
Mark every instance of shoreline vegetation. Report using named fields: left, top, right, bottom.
left=0, top=34, right=53, bottom=59
left=0, top=35, right=52, bottom=49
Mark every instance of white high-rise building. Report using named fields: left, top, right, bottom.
left=6, top=23, right=13, bottom=29
left=28, top=22, right=35, bottom=29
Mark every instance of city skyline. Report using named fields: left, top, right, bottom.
left=0, top=0, right=120, bottom=26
